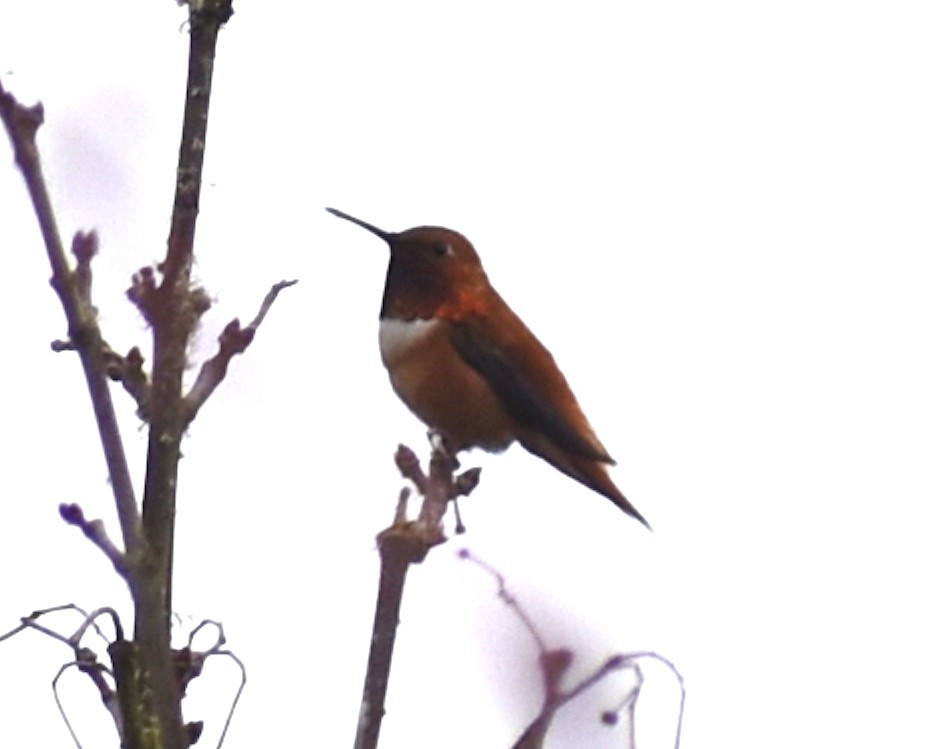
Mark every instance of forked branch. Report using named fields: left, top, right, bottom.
left=354, top=440, right=481, bottom=749
left=460, top=550, right=686, bottom=749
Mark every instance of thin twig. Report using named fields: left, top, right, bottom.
left=53, top=662, right=90, bottom=749
left=458, top=549, right=547, bottom=652
left=0, top=604, right=88, bottom=646
left=247, top=279, right=298, bottom=329
left=183, top=279, right=298, bottom=423
left=458, top=552, right=686, bottom=749
left=184, top=620, right=247, bottom=749
left=0, top=605, right=128, bottom=747
left=69, top=607, right=124, bottom=646
left=59, top=504, right=128, bottom=576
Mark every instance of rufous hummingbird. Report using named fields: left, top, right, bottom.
left=327, top=208, right=650, bottom=529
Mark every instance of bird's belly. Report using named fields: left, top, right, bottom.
left=379, top=318, right=514, bottom=452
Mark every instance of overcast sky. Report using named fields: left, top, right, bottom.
left=2, top=2, right=926, bottom=748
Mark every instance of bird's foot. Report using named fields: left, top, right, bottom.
left=427, top=429, right=461, bottom=469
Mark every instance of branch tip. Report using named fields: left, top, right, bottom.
left=455, top=467, right=482, bottom=496
left=59, top=502, right=86, bottom=525
left=246, top=278, right=298, bottom=330
left=182, top=279, right=297, bottom=424
left=71, top=229, right=99, bottom=263
left=59, top=502, right=128, bottom=576
left=0, top=83, right=44, bottom=164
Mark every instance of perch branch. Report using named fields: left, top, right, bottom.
left=354, top=440, right=481, bottom=749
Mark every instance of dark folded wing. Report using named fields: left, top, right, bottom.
left=449, top=319, right=613, bottom=464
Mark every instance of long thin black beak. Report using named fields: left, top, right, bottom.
left=326, top=207, right=393, bottom=241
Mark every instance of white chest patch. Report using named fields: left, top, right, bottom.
left=379, top=317, right=441, bottom=365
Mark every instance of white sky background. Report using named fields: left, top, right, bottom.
left=1, top=1, right=926, bottom=748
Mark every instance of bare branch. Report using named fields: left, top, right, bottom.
left=457, top=551, right=686, bottom=749
left=213, top=649, right=246, bottom=749
left=355, top=440, right=482, bottom=749
left=247, top=278, right=298, bottom=329
left=128, top=5, right=236, bottom=748
left=53, top=661, right=94, bottom=749
left=457, top=549, right=547, bottom=653
left=7, top=4, right=253, bottom=748
left=0, top=604, right=109, bottom=647
left=0, top=606, right=128, bottom=746
left=68, top=607, right=125, bottom=645
left=1, top=82, right=142, bottom=559
left=185, top=620, right=247, bottom=749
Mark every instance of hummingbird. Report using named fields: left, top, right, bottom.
left=327, top=208, right=650, bottom=529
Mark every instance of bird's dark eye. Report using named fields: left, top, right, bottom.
left=432, top=241, right=453, bottom=257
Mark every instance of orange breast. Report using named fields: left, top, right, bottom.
left=379, top=317, right=515, bottom=452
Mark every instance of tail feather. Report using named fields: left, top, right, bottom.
left=518, top=431, right=651, bottom=530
